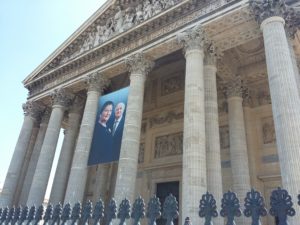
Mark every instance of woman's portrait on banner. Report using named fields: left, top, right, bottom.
left=88, top=87, right=129, bottom=165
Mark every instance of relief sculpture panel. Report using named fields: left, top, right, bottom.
left=154, top=132, right=183, bottom=158
left=161, top=72, right=184, bottom=96
left=261, top=117, right=276, bottom=145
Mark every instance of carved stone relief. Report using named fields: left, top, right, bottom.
left=149, top=110, right=183, bottom=128
left=154, top=132, right=183, bottom=158
left=161, top=72, right=184, bottom=96
left=219, top=125, right=230, bottom=149
left=261, top=117, right=276, bottom=145
left=139, top=143, right=145, bottom=164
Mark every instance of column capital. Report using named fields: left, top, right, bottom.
left=85, top=72, right=110, bottom=93
left=50, top=88, right=74, bottom=108
left=249, top=0, right=288, bottom=24
left=22, top=101, right=44, bottom=120
left=41, top=108, right=51, bottom=124
left=284, top=7, right=300, bottom=38
left=177, top=24, right=206, bottom=53
left=204, top=42, right=222, bottom=66
left=125, top=52, right=154, bottom=77
left=226, top=76, right=243, bottom=98
left=69, top=95, right=85, bottom=114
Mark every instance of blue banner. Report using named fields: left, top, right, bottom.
left=88, top=87, right=129, bottom=165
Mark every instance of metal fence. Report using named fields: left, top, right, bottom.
left=0, top=187, right=299, bottom=225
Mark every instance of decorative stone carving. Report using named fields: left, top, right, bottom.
left=261, top=117, right=276, bottom=145
left=249, top=0, right=288, bottom=24
left=154, top=132, right=183, bottom=158
left=138, top=143, right=145, bottom=164
left=149, top=111, right=183, bottom=128
left=204, top=41, right=222, bottom=65
left=50, top=88, right=74, bottom=108
left=22, top=101, right=44, bottom=120
left=85, top=72, right=110, bottom=92
left=177, top=24, right=207, bottom=52
left=226, top=75, right=243, bottom=98
left=69, top=95, right=85, bottom=114
left=219, top=125, right=230, bottom=149
left=284, top=7, right=300, bottom=38
left=125, top=52, right=154, bottom=76
left=161, top=72, right=184, bottom=96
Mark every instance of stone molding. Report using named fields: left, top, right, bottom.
left=177, top=24, right=206, bottom=53
left=26, top=0, right=251, bottom=98
left=125, top=52, right=154, bottom=76
left=85, top=72, right=110, bottom=93
left=22, top=101, right=44, bottom=120
left=50, top=88, right=74, bottom=108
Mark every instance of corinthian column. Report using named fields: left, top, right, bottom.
left=203, top=44, right=223, bottom=225
left=27, top=89, right=73, bottom=206
left=19, top=109, right=50, bottom=205
left=49, top=97, right=83, bottom=204
left=250, top=2, right=300, bottom=224
left=64, top=73, right=109, bottom=205
left=177, top=25, right=206, bottom=224
left=114, top=52, right=154, bottom=204
left=0, top=101, right=42, bottom=207
left=227, top=76, right=251, bottom=225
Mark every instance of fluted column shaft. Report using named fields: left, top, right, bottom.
left=227, top=79, right=251, bottom=225
left=19, top=112, right=49, bottom=205
left=114, top=52, right=153, bottom=204
left=0, top=102, right=40, bottom=207
left=49, top=106, right=82, bottom=204
left=64, top=74, right=108, bottom=205
left=178, top=25, right=206, bottom=224
left=204, top=53, right=223, bottom=225
left=14, top=125, right=39, bottom=205
left=261, top=16, right=300, bottom=224
left=27, top=89, right=72, bottom=206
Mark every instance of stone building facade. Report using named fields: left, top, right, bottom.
left=1, top=0, right=300, bottom=225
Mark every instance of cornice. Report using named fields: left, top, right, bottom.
left=25, top=0, right=250, bottom=99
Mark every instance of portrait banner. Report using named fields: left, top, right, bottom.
left=88, top=87, right=129, bottom=165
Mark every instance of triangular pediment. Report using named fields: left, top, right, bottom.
left=23, top=0, right=180, bottom=86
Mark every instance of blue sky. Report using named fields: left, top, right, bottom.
left=0, top=0, right=106, bottom=191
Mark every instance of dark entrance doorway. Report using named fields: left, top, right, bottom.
left=156, top=181, right=179, bottom=225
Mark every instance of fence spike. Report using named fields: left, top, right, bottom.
left=0, top=207, right=8, bottom=225
left=220, top=191, right=241, bottom=225
left=26, top=206, right=36, bottom=225
left=199, top=192, right=218, bottom=225
left=82, top=200, right=93, bottom=225
left=61, top=203, right=71, bottom=225
left=19, top=206, right=28, bottom=225
left=12, top=206, right=21, bottom=225
left=92, top=199, right=104, bottom=225
left=244, top=189, right=267, bottom=225
left=70, top=202, right=82, bottom=225
left=51, top=203, right=62, bottom=225
left=43, top=204, right=53, bottom=225
left=5, top=206, right=15, bottom=225
left=183, top=217, right=191, bottom=225
left=33, top=205, right=44, bottom=225
left=269, top=187, right=295, bottom=225
left=146, top=195, right=161, bottom=225
left=131, top=196, right=145, bottom=225
left=162, top=194, right=178, bottom=225
left=118, top=198, right=131, bottom=225
left=105, top=199, right=117, bottom=225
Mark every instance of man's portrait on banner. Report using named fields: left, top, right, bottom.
left=88, top=87, right=129, bottom=165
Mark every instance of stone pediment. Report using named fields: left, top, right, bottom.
left=23, top=0, right=179, bottom=85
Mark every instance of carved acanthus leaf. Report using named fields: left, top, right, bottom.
left=177, top=24, right=207, bottom=52
left=50, top=88, right=74, bottom=108
left=125, top=52, right=154, bottom=76
left=226, top=75, right=243, bottom=98
left=22, top=101, right=44, bottom=120
left=85, top=72, right=110, bottom=93
left=249, top=0, right=288, bottom=24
